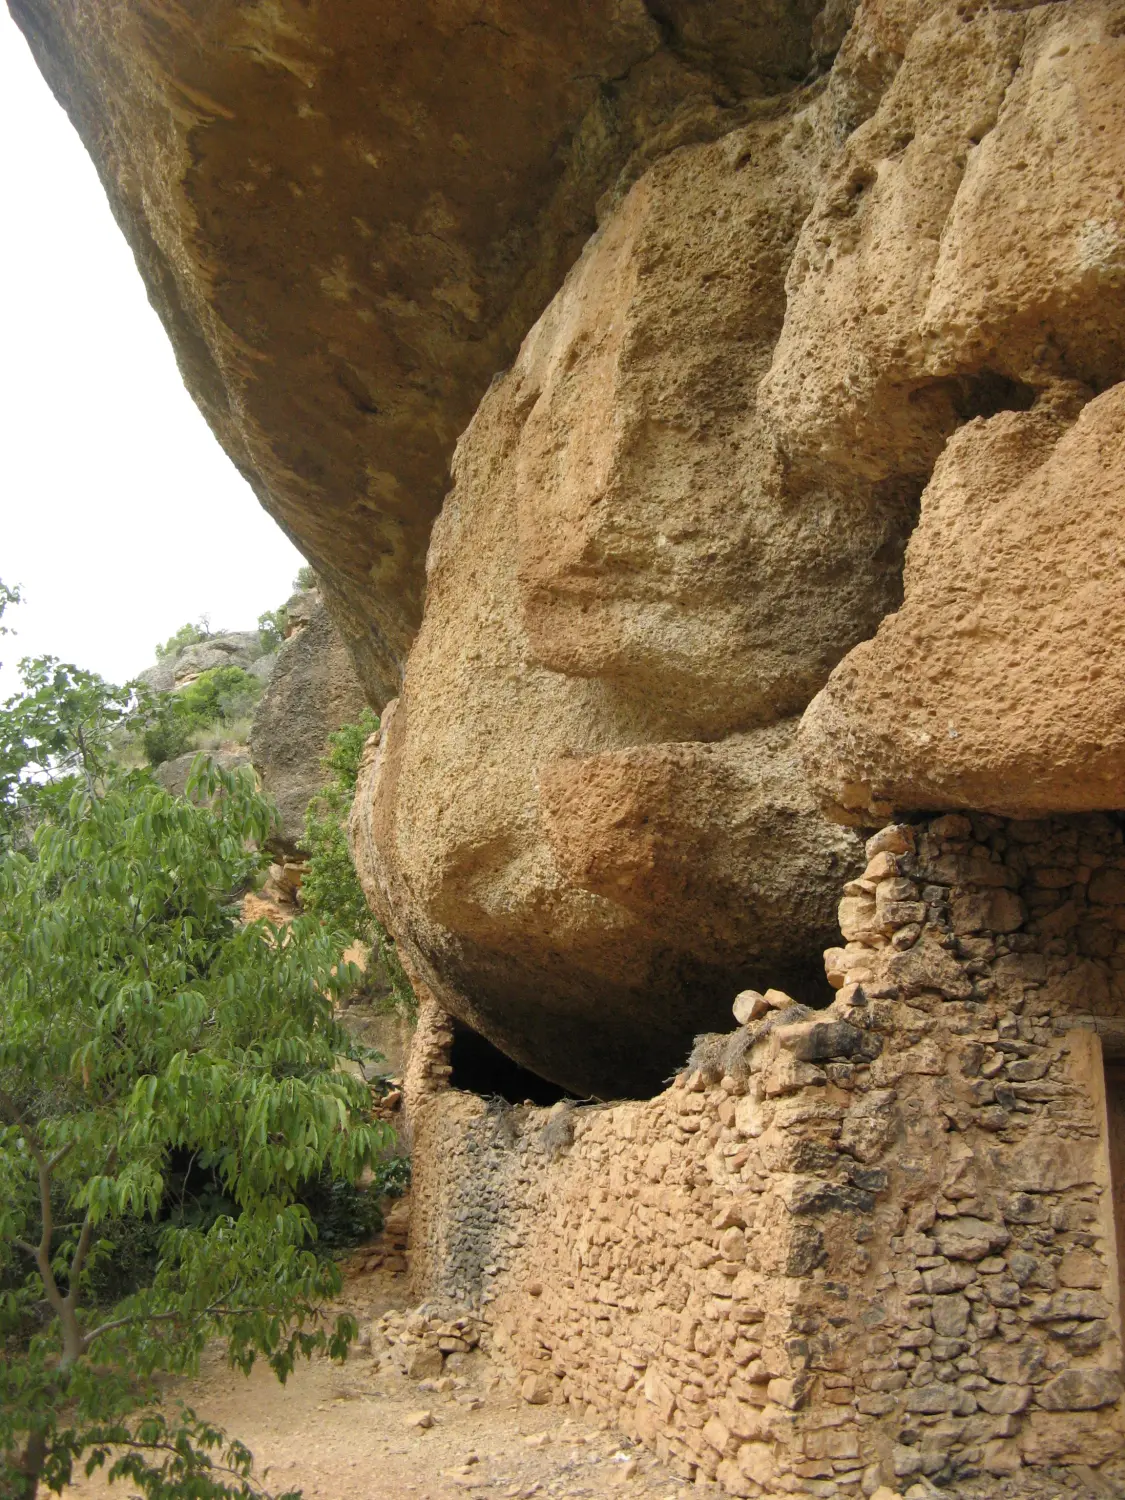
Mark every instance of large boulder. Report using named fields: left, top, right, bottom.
left=348, top=111, right=896, bottom=1100
left=800, top=384, right=1125, bottom=819
left=135, top=659, right=175, bottom=696
left=136, top=630, right=271, bottom=693
left=10, top=0, right=831, bottom=703
left=171, top=630, right=264, bottom=685
left=250, top=593, right=368, bottom=854
left=154, top=745, right=251, bottom=799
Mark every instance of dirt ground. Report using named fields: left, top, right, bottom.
left=62, top=1259, right=709, bottom=1500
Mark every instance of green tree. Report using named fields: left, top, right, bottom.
left=301, top=713, right=416, bottom=1018
left=0, top=758, right=388, bottom=1499
left=292, top=566, right=316, bottom=593
left=0, top=657, right=140, bottom=840
left=154, top=619, right=210, bottom=661
left=256, top=607, right=288, bottom=655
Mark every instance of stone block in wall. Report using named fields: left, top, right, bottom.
left=1022, top=1411, right=1125, bottom=1467
left=1036, top=1368, right=1122, bottom=1412
left=885, top=936, right=975, bottom=999
left=952, top=888, right=1025, bottom=935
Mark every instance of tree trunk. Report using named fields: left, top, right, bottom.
left=13, top=1427, right=46, bottom=1500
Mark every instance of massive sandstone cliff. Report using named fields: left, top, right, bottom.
left=14, top=0, right=1125, bottom=1094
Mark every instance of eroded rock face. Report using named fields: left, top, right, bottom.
left=250, top=592, right=367, bottom=853
left=759, top=0, right=1125, bottom=479
left=791, top=0, right=1125, bottom=818
left=20, top=0, right=1125, bottom=1096
left=506, top=118, right=917, bottom=742
left=351, top=0, right=1125, bottom=1092
left=800, top=384, right=1125, bottom=819
left=349, top=114, right=903, bottom=1099
left=11, top=0, right=828, bottom=701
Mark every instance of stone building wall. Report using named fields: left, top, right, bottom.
left=406, top=812, right=1125, bottom=1497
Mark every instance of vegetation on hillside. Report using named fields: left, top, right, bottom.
left=154, top=617, right=210, bottom=661
left=256, top=607, right=288, bottom=654
left=257, top=566, right=319, bottom=654
left=142, top=666, right=264, bottom=767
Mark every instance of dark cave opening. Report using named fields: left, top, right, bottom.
left=448, top=1019, right=579, bottom=1106
left=949, top=369, right=1037, bottom=422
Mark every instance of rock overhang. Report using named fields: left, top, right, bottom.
left=9, top=0, right=836, bottom=701
left=17, top=0, right=1125, bottom=1102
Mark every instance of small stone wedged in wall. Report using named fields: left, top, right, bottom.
left=405, top=810, right=1125, bottom=1497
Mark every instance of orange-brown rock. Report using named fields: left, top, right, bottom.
left=759, top=0, right=1125, bottom=487
left=348, top=117, right=888, bottom=1098
left=800, top=383, right=1125, bottom=819
left=19, top=0, right=1125, bottom=1098
left=351, top=0, right=1125, bottom=1092
left=508, top=116, right=916, bottom=741
left=758, top=0, right=1125, bottom=820
left=10, top=0, right=831, bottom=700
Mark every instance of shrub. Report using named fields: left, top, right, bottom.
left=293, top=565, right=317, bottom=592
left=142, top=666, right=263, bottom=767
left=371, top=1154, right=411, bottom=1200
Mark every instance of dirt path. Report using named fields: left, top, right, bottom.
left=63, top=1263, right=708, bottom=1500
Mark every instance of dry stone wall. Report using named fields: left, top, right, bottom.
left=407, top=812, right=1125, bottom=1497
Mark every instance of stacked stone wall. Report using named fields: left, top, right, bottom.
left=406, top=811, right=1125, bottom=1497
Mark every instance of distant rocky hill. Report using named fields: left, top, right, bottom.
left=137, top=630, right=277, bottom=696
left=136, top=588, right=367, bottom=869
left=250, top=589, right=368, bottom=857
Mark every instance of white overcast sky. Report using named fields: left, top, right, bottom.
left=0, top=7, right=306, bottom=695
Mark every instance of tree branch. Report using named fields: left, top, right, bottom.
left=33, top=1147, right=65, bottom=1320
left=0, top=1089, right=86, bottom=1361
left=66, top=1205, right=98, bottom=1306
left=67, top=1145, right=116, bottom=1302
left=83, top=1302, right=242, bottom=1348
left=47, top=1140, right=75, bottom=1172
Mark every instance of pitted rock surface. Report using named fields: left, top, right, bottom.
left=801, top=382, right=1125, bottom=820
